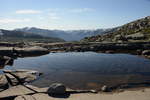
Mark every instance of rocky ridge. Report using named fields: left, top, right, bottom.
left=82, top=16, right=150, bottom=43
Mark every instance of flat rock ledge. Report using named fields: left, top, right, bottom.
left=0, top=46, right=49, bottom=57
left=0, top=84, right=97, bottom=100
left=0, top=85, right=150, bottom=100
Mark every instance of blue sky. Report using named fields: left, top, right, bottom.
left=0, top=0, right=150, bottom=30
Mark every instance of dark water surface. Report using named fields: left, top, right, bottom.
left=5, top=52, right=150, bottom=89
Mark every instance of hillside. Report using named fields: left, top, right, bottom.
left=0, top=29, right=65, bottom=43
left=82, top=16, right=150, bottom=43
left=15, top=27, right=113, bottom=41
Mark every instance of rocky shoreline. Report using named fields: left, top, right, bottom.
left=1, top=41, right=150, bottom=58
left=33, top=42, right=150, bottom=58
left=0, top=46, right=49, bottom=58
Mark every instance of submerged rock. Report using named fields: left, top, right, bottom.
left=47, top=83, right=66, bottom=94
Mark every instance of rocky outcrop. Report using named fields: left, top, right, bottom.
left=0, top=70, right=42, bottom=91
left=0, top=46, right=49, bottom=57
left=16, top=46, right=49, bottom=57
left=42, top=42, right=150, bottom=53
left=82, top=16, right=150, bottom=43
left=3, top=70, right=42, bottom=85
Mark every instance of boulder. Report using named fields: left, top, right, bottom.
left=47, top=83, right=66, bottom=94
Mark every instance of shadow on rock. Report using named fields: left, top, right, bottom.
left=48, top=93, right=70, bottom=98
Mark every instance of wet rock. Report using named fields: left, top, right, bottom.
left=47, top=83, right=66, bottom=94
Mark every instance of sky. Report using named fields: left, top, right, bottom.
left=0, top=0, right=150, bottom=30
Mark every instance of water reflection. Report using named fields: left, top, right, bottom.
left=8, top=52, right=150, bottom=90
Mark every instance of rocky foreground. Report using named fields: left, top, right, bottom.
left=0, top=69, right=150, bottom=100
left=13, top=88, right=150, bottom=100
left=0, top=84, right=150, bottom=100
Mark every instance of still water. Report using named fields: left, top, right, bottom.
left=5, top=52, right=150, bottom=89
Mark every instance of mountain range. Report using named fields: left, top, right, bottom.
left=0, top=29, right=65, bottom=42
left=15, top=27, right=113, bottom=41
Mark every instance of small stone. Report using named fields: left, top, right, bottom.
left=101, top=85, right=109, bottom=92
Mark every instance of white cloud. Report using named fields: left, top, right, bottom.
left=0, top=18, right=31, bottom=23
left=70, top=8, right=95, bottom=13
left=16, top=10, right=42, bottom=14
left=48, top=13, right=60, bottom=20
